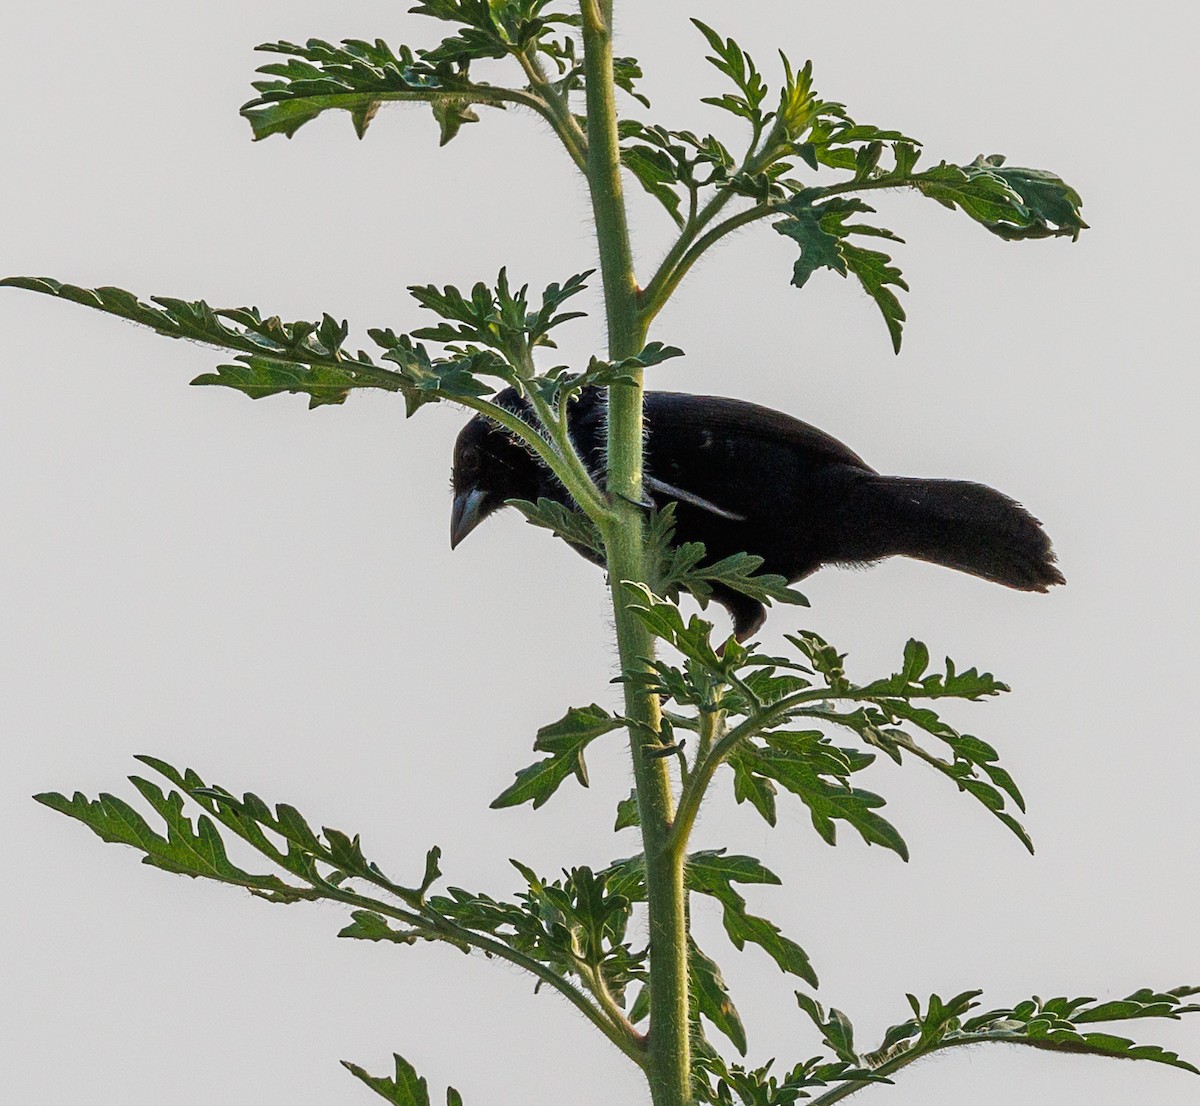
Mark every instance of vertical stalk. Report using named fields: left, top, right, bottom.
left=580, top=3, right=692, bottom=1105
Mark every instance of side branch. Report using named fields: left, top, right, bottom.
left=514, top=50, right=589, bottom=172
left=640, top=203, right=775, bottom=327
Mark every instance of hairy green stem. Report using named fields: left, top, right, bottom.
left=573, top=950, right=645, bottom=1047
left=808, top=1035, right=1024, bottom=1105
left=323, top=885, right=648, bottom=1065
left=581, top=3, right=692, bottom=1104
left=640, top=204, right=775, bottom=327
left=639, top=189, right=740, bottom=324
left=250, top=86, right=560, bottom=125
left=515, top=50, right=590, bottom=171
left=670, top=708, right=724, bottom=858
left=638, top=120, right=791, bottom=326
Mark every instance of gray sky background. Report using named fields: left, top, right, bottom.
left=3, top=2, right=1197, bottom=1103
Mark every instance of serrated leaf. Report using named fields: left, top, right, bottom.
left=916, top=156, right=1087, bottom=241
left=691, top=19, right=768, bottom=127
left=490, top=704, right=621, bottom=810
left=240, top=37, right=494, bottom=142
left=773, top=192, right=909, bottom=353
left=728, top=746, right=778, bottom=826
left=688, top=849, right=782, bottom=889
left=622, top=583, right=728, bottom=674
left=642, top=850, right=826, bottom=987
left=681, top=550, right=810, bottom=610
left=0, top=277, right=428, bottom=409
left=690, top=937, right=747, bottom=1054
left=536, top=703, right=623, bottom=750
left=754, top=748, right=909, bottom=860
left=612, top=55, right=650, bottom=108
left=797, top=994, right=860, bottom=1063
left=724, top=909, right=818, bottom=987
left=864, top=986, right=1200, bottom=1078
left=508, top=497, right=603, bottom=554
left=614, top=789, right=640, bottom=831
left=338, top=910, right=419, bottom=945
left=621, top=145, right=684, bottom=225
left=773, top=203, right=846, bottom=288
left=342, top=1052, right=442, bottom=1106
left=430, top=96, right=480, bottom=145
left=840, top=242, right=908, bottom=354
left=490, top=755, right=583, bottom=811
left=34, top=786, right=309, bottom=900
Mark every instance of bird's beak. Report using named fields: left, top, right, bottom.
left=450, top=487, right=489, bottom=549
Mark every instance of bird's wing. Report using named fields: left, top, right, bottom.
left=643, top=476, right=748, bottom=521
left=645, top=392, right=874, bottom=472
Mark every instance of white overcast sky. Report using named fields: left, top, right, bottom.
left=2, top=2, right=1197, bottom=1104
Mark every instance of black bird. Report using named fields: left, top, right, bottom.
left=450, top=388, right=1063, bottom=638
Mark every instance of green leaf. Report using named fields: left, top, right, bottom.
left=192, top=356, right=361, bottom=408
left=429, top=862, right=645, bottom=1003
left=862, top=987, right=1200, bottom=1078
left=690, top=937, right=748, bottom=1054
left=489, top=753, right=585, bottom=811
left=785, top=631, right=849, bottom=692
left=728, top=746, right=778, bottom=826
left=611, top=850, right=818, bottom=988
left=1071, top=988, right=1200, bottom=1026
left=621, top=145, right=684, bottom=225
left=614, top=789, right=640, bottom=831
left=840, top=242, right=907, bottom=355
left=618, top=120, right=734, bottom=227
left=779, top=638, right=1029, bottom=850
left=537, top=703, right=624, bottom=748
left=622, top=583, right=730, bottom=675
left=490, top=704, right=623, bottom=809
left=338, top=910, right=420, bottom=945
left=751, top=746, right=909, bottom=860
left=687, top=849, right=782, bottom=889
left=611, top=55, right=650, bottom=107
left=774, top=56, right=819, bottom=143
left=240, top=38, right=500, bottom=142
left=678, top=550, right=810, bottom=611
left=430, top=96, right=480, bottom=145
left=691, top=20, right=768, bottom=128
left=408, top=269, right=590, bottom=356
left=721, top=906, right=818, bottom=988
left=628, top=984, right=651, bottom=1026
left=0, top=277, right=442, bottom=410
left=854, top=640, right=1007, bottom=700
left=342, top=1052, right=459, bottom=1106
left=916, top=155, right=1087, bottom=241
left=34, top=785, right=312, bottom=901
left=508, top=497, right=603, bottom=555
left=693, top=1053, right=889, bottom=1106
left=773, top=203, right=846, bottom=287
left=773, top=196, right=908, bottom=353
left=797, top=994, right=860, bottom=1064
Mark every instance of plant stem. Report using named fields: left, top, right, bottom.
left=317, top=883, right=648, bottom=1066
left=640, top=203, right=774, bottom=327
left=670, top=708, right=724, bottom=858
left=515, top=49, right=590, bottom=172
left=581, top=3, right=692, bottom=1104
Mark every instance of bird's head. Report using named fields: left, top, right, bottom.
left=449, top=410, right=540, bottom=549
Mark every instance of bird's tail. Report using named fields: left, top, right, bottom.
left=832, top=473, right=1064, bottom=591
